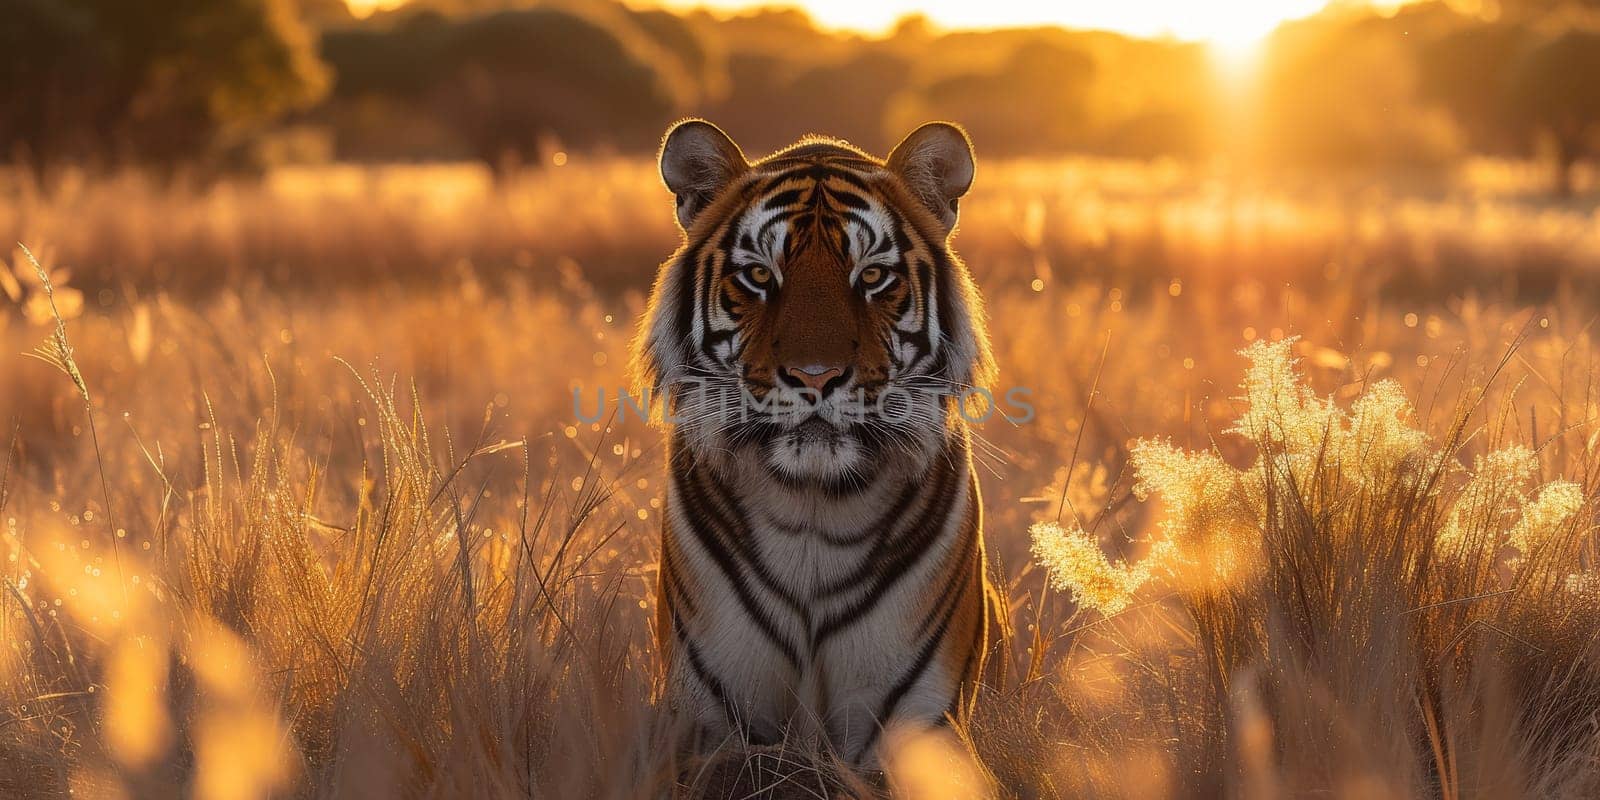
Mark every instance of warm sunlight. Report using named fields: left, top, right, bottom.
left=344, top=0, right=408, bottom=18
left=15, top=0, right=1600, bottom=796
left=350, top=1, right=1383, bottom=50
left=656, top=0, right=1333, bottom=47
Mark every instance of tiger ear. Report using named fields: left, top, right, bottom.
left=660, top=119, right=748, bottom=230
left=886, top=122, right=975, bottom=234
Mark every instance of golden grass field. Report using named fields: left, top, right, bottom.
left=2, top=158, right=1599, bottom=797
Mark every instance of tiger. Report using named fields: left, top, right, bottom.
left=633, top=118, right=1008, bottom=767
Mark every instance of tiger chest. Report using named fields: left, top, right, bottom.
left=669, top=479, right=971, bottom=729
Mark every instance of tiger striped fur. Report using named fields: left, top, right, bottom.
left=634, top=119, right=1008, bottom=766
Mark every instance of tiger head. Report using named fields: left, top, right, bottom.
left=635, top=120, right=994, bottom=486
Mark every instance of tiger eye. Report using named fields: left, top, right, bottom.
left=747, top=265, right=772, bottom=285
left=859, top=266, right=884, bottom=286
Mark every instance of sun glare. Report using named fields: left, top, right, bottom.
left=659, top=0, right=1336, bottom=49
left=344, top=0, right=408, bottom=18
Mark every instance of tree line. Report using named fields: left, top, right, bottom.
left=4, top=0, right=1598, bottom=193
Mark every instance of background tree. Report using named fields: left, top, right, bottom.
left=0, top=0, right=328, bottom=176
left=699, top=50, right=910, bottom=154
left=292, top=0, right=353, bottom=28
left=431, top=9, right=675, bottom=175
left=0, top=0, right=113, bottom=174
left=1253, top=5, right=1464, bottom=169
left=1416, top=21, right=1533, bottom=157
left=1506, top=27, right=1600, bottom=197
left=903, top=40, right=1096, bottom=156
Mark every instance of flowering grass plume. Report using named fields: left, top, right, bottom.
left=1032, top=337, right=1596, bottom=616
left=1029, top=521, right=1161, bottom=615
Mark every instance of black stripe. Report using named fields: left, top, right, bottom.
left=820, top=477, right=924, bottom=547
left=760, top=149, right=879, bottom=172
left=677, top=463, right=801, bottom=625
left=914, top=254, right=933, bottom=322
left=816, top=167, right=873, bottom=193
left=815, top=447, right=956, bottom=598
left=675, top=618, right=733, bottom=713
left=660, top=529, right=698, bottom=617
left=947, top=593, right=987, bottom=719
left=764, top=188, right=805, bottom=209
left=703, top=321, right=736, bottom=345
left=915, top=497, right=980, bottom=641
left=811, top=451, right=963, bottom=646
left=756, top=166, right=876, bottom=204
left=892, top=289, right=914, bottom=320
left=755, top=208, right=795, bottom=243
left=671, top=448, right=804, bottom=668
left=688, top=460, right=809, bottom=615
left=829, top=188, right=871, bottom=210
left=754, top=475, right=924, bottom=548
left=852, top=556, right=974, bottom=761
left=835, top=210, right=877, bottom=233
left=931, top=249, right=966, bottom=368
left=717, top=281, right=741, bottom=322
left=668, top=250, right=699, bottom=365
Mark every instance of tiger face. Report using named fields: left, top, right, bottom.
left=637, top=120, right=993, bottom=486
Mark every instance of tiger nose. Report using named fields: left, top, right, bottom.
left=781, top=364, right=849, bottom=394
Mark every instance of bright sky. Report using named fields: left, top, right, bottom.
left=343, top=0, right=1378, bottom=52
left=654, top=0, right=1333, bottom=48
left=345, top=0, right=408, bottom=16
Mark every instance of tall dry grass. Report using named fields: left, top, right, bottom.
left=3, top=247, right=674, bottom=796
left=1025, top=337, right=1600, bottom=796
left=0, top=160, right=1597, bottom=797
